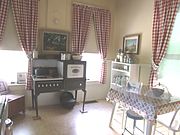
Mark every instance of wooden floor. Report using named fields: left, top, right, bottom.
left=11, top=100, right=179, bottom=135
left=11, top=100, right=120, bottom=135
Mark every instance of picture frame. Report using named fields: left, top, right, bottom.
left=123, top=34, right=140, bottom=54
left=41, top=30, right=69, bottom=53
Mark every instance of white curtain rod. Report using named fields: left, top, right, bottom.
left=72, top=1, right=106, bottom=9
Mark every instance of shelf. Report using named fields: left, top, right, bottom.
left=112, top=61, right=131, bottom=66
left=111, top=83, right=123, bottom=88
left=111, top=61, right=135, bottom=91
left=112, top=68, right=129, bottom=74
left=111, top=61, right=151, bottom=88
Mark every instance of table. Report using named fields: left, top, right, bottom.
left=106, top=88, right=180, bottom=135
left=32, top=77, right=87, bottom=120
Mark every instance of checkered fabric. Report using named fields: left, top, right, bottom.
left=92, top=8, right=111, bottom=84
left=11, top=0, right=38, bottom=90
left=72, top=4, right=92, bottom=53
left=149, top=0, right=179, bottom=87
left=72, top=3, right=111, bottom=84
left=107, top=89, right=180, bottom=121
left=0, top=0, right=9, bottom=42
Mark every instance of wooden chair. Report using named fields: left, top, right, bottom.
left=0, top=80, right=25, bottom=118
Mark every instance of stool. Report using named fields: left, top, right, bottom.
left=6, top=95, right=25, bottom=118
left=123, top=110, right=145, bottom=135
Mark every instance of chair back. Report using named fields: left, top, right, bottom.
left=126, top=81, right=143, bottom=95
left=170, top=107, right=180, bottom=131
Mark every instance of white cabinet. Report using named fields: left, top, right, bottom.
left=110, top=61, right=150, bottom=90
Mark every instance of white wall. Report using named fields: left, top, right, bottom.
left=38, top=0, right=117, bottom=59
left=116, top=0, right=154, bottom=64
left=9, top=85, right=61, bottom=107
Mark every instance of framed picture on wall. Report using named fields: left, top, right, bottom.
left=41, top=30, right=69, bottom=53
left=123, top=34, right=140, bottom=54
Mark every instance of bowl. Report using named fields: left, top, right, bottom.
left=72, top=55, right=82, bottom=60
left=152, top=88, right=164, bottom=97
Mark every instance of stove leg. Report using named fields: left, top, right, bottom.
left=75, top=90, right=77, bottom=101
left=80, top=89, right=88, bottom=113
left=32, top=95, right=41, bottom=120
left=31, top=89, right=34, bottom=109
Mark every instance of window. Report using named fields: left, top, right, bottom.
left=0, top=5, right=28, bottom=84
left=158, top=7, right=180, bottom=97
left=82, top=53, right=102, bottom=82
left=82, top=18, right=102, bottom=82
left=0, top=50, right=28, bottom=83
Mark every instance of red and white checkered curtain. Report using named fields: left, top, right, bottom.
left=72, top=4, right=92, bottom=53
left=0, top=0, right=9, bottom=43
left=93, top=8, right=111, bottom=84
left=11, top=0, right=38, bottom=90
left=149, top=0, right=179, bottom=87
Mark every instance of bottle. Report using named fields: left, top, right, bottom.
left=33, top=48, right=38, bottom=58
left=118, top=49, right=124, bottom=62
left=123, top=54, right=127, bottom=63
left=116, top=53, right=120, bottom=62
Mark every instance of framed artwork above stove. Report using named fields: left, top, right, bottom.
left=40, top=29, right=69, bottom=54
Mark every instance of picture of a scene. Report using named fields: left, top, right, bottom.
left=124, top=38, right=138, bottom=53
left=43, top=32, right=68, bottom=52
